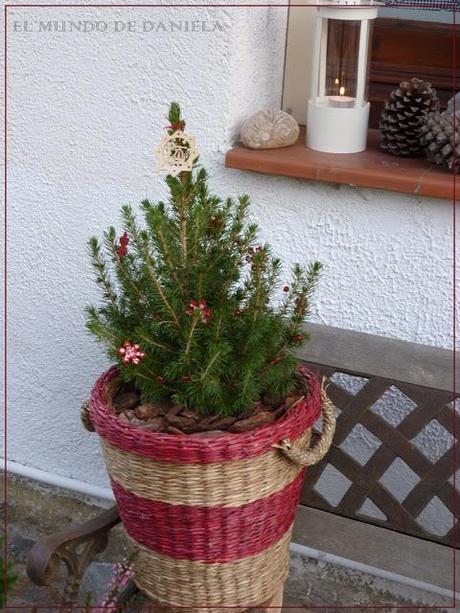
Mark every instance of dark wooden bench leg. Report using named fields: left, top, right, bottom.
left=27, top=505, right=121, bottom=610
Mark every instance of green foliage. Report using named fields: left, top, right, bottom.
left=86, top=103, right=322, bottom=417
left=0, top=537, right=17, bottom=608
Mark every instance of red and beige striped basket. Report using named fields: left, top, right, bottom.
left=89, top=365, right=335, bottom=612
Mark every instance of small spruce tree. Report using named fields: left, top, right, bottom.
left=86, top=103, right=322, bottom=417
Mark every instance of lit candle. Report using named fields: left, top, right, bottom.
left=328, top=86, right=355, bottom=109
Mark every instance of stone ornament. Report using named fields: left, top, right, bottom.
left=240, top=109, right=299, bottom=150
left=155, top=130, right=199, bottom=176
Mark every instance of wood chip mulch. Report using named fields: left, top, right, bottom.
left=111, top=386, right=304, bottom=435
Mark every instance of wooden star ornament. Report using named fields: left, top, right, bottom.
left=155, top=130, right=199, bottom=177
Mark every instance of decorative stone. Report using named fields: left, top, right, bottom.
left=240, top=110, right=299, bottom=150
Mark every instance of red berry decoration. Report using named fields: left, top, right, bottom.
left=118, top=340, right=145, bottom=365
left=156, top=375, right=166, bottom=384
left=201, top=305, right=212, bottom=324
left=283, top=286, right=289, bottom=293
left=293, top=334, right=303, bottom=344
left=182, top=375, right=191, bottom=382
left=233, top=309, right=242, bottom=316
left=117, top=232, right=129, bottom=258
left=185, top=300, right=198, bottom=316
left=185, top=300, right=211, bottom=323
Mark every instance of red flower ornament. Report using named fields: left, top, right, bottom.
left=118, top=340, right=145, bottom=365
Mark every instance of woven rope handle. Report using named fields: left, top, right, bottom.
left=81, top=400, right=95, bottom=432
left=275, top=380, right=336, bottom=467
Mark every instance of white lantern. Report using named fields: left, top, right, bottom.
left=307, top=0, right=380, bottom=154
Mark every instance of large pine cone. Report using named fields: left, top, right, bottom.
left=420, top=110, right=460, bottom=174
left=379, top=78, right=439, bottom=157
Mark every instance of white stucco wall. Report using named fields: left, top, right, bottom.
left=4, top=2, right=456, bottom=535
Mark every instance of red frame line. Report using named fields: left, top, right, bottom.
left=3, top=3, right=459, bottom=7
left=3, top=1, right=7, bottom=612
left=3, top=1, right=458, bottom=610
left=451, top=4, right=457, bottom=607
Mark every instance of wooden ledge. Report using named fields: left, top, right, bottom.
left=225, top=128, right=459, bottom=201
left=293, top=506, right=459, bottom=592
left=298, top=322, right=457, bottom=394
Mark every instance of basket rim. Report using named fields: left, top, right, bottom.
left=90, top=365, right=321, bottom=463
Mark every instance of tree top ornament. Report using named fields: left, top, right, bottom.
left=155, top=105, right=199, bottom=176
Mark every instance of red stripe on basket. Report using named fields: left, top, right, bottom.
left=111, top=469, right=305, bottom=563
left=90, top=366, right=321, bottom=464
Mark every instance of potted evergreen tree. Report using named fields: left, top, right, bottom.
left=83, top=103, right=335, bottom=612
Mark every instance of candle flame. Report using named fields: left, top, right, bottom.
left=334, top=77, right=340, bottom=85
left=339, top=86, right=345, bottom=96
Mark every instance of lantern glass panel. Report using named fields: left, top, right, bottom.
left=326, top=19, right=361, bottom=98
left=325, top=19, right=361, bottom=101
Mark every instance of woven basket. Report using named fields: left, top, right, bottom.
left=88, top=365, right=335, bottom=612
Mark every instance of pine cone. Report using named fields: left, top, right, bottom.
left=420, top=109, right=460, bottom=173
left=379, top=78, right=439, bottom=157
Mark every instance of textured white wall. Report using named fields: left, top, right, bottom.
left=5, top=0, right=456, bottom=537
left=5, top=2, right=289, bottom=487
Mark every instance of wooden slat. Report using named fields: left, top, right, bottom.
left=300, top=359, right=459, bottom=548
left=336, top=444, right=397, bottom=515
left=396, top=391, right=451, bottom=437
left=436, top=404, right=460, bottom=436
left=298, top=323, right=458, bottom=394
left=403, top=448, right=459, bottom=516
left=332, top=378, right=392, bottom=445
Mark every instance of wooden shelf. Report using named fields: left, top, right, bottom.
left=225, top=128, right=458, bottom=201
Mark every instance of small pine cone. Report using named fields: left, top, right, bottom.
left=420, top=110, right=460, bottom=173
left=379, top=78, right=439, bottom=157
